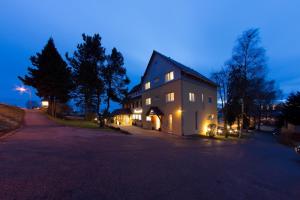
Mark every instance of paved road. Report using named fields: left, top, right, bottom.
left=0, top=111, right=299, bottom=200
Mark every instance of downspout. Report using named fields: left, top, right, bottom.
left=180, top=72, right=184, bottom=136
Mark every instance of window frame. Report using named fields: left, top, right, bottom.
left=145, top=81, right=151, bottom=90
left=145, top=97, right=151, bottom=105
left=165, top=92, right=175, bottom=103
left=189, top=92, right=195, bottom=102
left=165, top=71, right=174, bottom=82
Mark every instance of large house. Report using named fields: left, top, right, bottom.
left=111, top=50, right=217, bottom=136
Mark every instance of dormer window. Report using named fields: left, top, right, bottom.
left=165, top=71, right=174, bottom=82
left=145, top=81, right=150, bottom=90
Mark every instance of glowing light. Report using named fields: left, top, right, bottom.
left=146, top=116, right=151, bottom=121
left=41, top=101, right=49, bottom=108
left=133, top=108, right=143, bottom=114
left=15, top=86, right=27, bottom=93
left=177, top=109, right=182, bottom=114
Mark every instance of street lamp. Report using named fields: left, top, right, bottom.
left=15, top=86, right=32, bottom=109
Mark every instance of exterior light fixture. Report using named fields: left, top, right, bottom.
left=41, top=101, right=49, bottom=108
left=133, top=108, right=143, bottom=114
left=15, top=86, right=32, bottom=108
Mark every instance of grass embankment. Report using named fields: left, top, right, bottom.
left=48, top=115, right=114, bottom=132
left=0, top=104, right=25, bottom=136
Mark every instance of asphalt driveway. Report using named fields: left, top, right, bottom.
left=0, top=110, right=299, bottom=200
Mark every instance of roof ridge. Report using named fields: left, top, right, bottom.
left=153, top=50, right=217, bottom=86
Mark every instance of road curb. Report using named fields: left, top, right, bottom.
left=0, top=125, right=24, bottom=141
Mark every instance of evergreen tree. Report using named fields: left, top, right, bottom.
left=283, top=92, right=300, bottom=125
left=18, top=38, right=73, bottom=116
left=66, top=34, right=105, bottom=119
left=102, top=48, right=130, bottom=114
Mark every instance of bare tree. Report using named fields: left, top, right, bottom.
left=218, top=28, right=279, bottom=133
left=211, top=67, right=229, bottom=135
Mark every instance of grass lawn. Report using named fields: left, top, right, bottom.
left=0, top=104, right=25, bottom=135
left=48, top=115, right=114, bottom=131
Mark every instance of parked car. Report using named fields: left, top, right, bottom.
left=295, top=145, right=300, bottom=154
left=217, top=126, right=224, bottom=135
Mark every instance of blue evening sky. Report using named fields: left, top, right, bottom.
left=0, top=0, right=299, bottom=108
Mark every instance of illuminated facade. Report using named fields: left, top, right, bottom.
left=112, top=50, right=217, bottom=136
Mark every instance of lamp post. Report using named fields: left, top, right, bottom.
left=239, top=98, right=244, bottom=138
left=15, top=86, right=32, bottom=109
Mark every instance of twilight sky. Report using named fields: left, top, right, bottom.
left=0, top=0, right=299, bottom=107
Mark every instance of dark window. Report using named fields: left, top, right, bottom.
left=208, top=97, right=212, bottom=103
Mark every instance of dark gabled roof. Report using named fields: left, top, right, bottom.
left=145, top=106, right=164, bottom=116
left=111, top=108, right=132, bottom=116
left=129, top=83, right=141, bottom=94
left=142, top=50, right=217, bottom=87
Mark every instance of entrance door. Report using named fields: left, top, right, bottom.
left=155, top=116, right=161, bottom=130
left=151, top=115, right=161, bottom=130
left=168, top=114, right=173, bottom=132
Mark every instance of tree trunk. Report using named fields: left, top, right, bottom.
left=106, top=82, right=112, bottom=113
left=96, top=94, right=105, bottom=127
left=53, top=98, right=57, bottom=118
left=237, top=116, right=242, bottom=138
left=106, top=97, right=110, bottom=113
left=224, top=117, right=228, bottom=138
left=258, top=106, right=262, bottom=130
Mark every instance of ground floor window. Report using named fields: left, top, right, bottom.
left=132, top=114, right=141, bottom=120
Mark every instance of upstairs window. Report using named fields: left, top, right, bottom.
left=166, top=92, right=175, bottom=102
left=145, top=98, right=151, bottom=105
left=145, top=81, right=151, bottom=90
left=189, top=92, right=195, bottom=102
left=208, top=97, right=212, bottom=104
left=165, top=71, right=174, bottom=82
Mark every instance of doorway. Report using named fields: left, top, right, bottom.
left=151, top=115, right=161, bottom=130
left=168, top=114, right=173, bottom=132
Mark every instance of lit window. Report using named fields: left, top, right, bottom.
left=208, top=97, right=212, bottom=103
left=189, top=92, right=195, bottom=102
left=145, top=81, right=150, bottom=90
left=146, top=116, right=151, bottom=121
left=165, top=71, right=174, bottom=82
left=132, top=114, right=142, bottom=120
left=201, top=93, right=204, bottom=103
left=145, top=98, right=151, bottom=105
left=166, top=92, right=175, bottom=102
